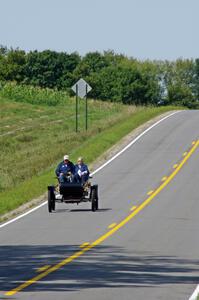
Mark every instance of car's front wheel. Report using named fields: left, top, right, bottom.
left=48, top=189, right=55, bottom=213
left=91, top=188, right=97, bottom=212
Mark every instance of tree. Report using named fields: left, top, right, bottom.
left=194, top=59, right=199, bottom=99
left=0, top=48, right=26, bottom=82
left=24, top=50, right=81, bottom=89
left=87, top=61, right=160, bottom=105
left=159, top=59, right=195, bottom=106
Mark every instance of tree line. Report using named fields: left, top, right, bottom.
left=0, top=45, right=199, bottom=107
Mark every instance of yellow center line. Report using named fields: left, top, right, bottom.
left=183, top=152, right=187, bottom=157
left=130, top=205, right=137, bottom=211
left=79, top=242, right=90, bottom=248
left=108, top=223, right=117, bottom=229
left=36, top=265, right=51, bottom=273
left=161, top=176, right=167, bottom=182
left=147, top=190, right=154, bottom=196
left=5, top=140, right=199, bottom=296
left=173, top=164, right=178, bottom=169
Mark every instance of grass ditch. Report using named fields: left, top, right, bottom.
left=0, top=105, right=181, bottom=217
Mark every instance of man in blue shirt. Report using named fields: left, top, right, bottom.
left=74, top=157, right=90, bottom=184
left=55, top=155, right=75, bottom=183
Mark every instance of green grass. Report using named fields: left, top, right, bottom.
left=0, top=83, right=182, bottom=216
left=0, top=97, right=137, bottom=192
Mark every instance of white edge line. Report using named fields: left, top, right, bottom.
left=92, top=111, right=180, bottom=175
left=189, top=285, right=199, bottom=300
left=0, top=202, right=47, bottom=228
left=0, top=111, right=180, bottom=229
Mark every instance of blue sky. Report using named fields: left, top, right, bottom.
left=0, top=0, right=198, bottom=60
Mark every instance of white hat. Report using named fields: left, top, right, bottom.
left=63, top=155, right=69, bottom=160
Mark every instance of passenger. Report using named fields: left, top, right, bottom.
left=74, top=157, right=90, bottom=184
left=55, top=155, right=75, bottom=183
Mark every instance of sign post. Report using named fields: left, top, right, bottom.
left=85, top=84, right=88, bottom=131
left=71, top=79, right=92, bottom=132
left=75, top=84, right=78, bottom=132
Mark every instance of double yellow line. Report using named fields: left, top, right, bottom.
left=5, top=140, right=199, bottom=296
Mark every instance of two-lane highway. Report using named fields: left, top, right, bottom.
left=0, top=110, right=199, bottom=300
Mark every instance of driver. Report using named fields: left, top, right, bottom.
left=55, top=155, right=75, bottom=183
left=74, top=157, right=90, bottom=184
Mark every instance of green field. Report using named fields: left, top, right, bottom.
left=0, top=84, right=181, bottom=217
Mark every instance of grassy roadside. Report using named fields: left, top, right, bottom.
left=0, top=106, right=182, bottom=217
left=0, top=95, right=136, bottom=191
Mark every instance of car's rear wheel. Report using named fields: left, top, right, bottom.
left=48, top=189, right=55, bottom=213
left=52, top=198, right=56, bottom=211
left=96, top=196, right=98, bottom=210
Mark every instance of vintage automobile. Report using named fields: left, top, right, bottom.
left=47, top=174, right=99, bottom=212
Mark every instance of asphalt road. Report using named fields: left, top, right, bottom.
left=0, top=110, right=199, bottom=300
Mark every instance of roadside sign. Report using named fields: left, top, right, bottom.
left=71, top=78, right=92, bottom=99
left=71, top=78, right=92, bottom=132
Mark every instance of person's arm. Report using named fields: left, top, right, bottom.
left=55, top=162, right=61, bottom=177
left=74, top=165, right=78, bottom=174
left=85, top=164, right=90, bottom=175
left=82, top=164, right=89, bottom=175
left=70, top=162, right=75, bottom=174
left=87, top=165, right=90, bottom=175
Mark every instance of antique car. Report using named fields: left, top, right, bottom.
left=47, top=175, right=99, bottom=212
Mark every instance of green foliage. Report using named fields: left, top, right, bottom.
left=0, top=82, right=70, bottom=106
left=168, top=83, right=193, bottom=104
left=86, top=59, right=160, bottom=105
left=194, top=58, right=199, bottom=99
left=24, top=50, right=80, bottom=89
left=158, top=59, right=197, bottom=107
left=0, top=45, right=198, bottom=108
left=0, top=47, right=26, bottom=82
